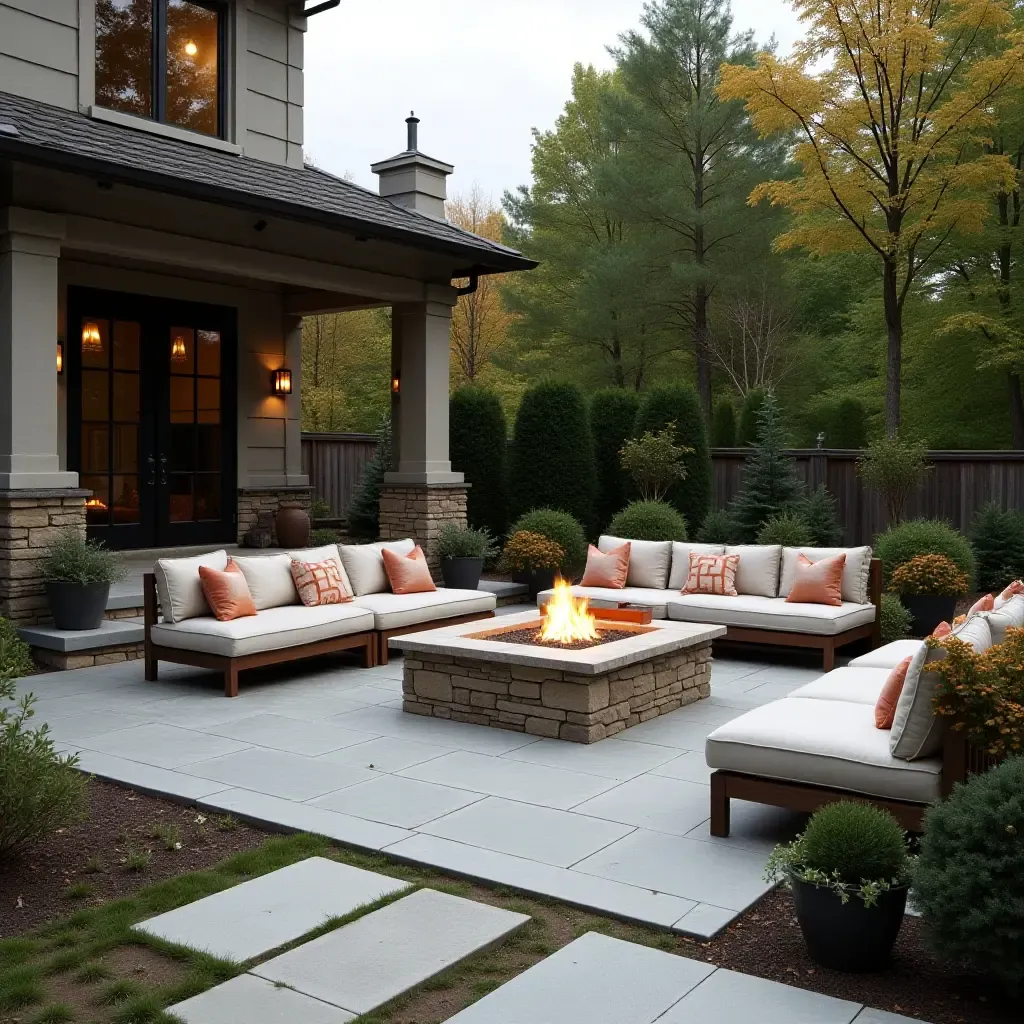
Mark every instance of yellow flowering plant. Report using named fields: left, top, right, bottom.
left=891, top=554, right=970, bottom=597
left=499, top=531, right=566, bottom=574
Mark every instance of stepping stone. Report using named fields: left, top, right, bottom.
left=252, top=888, right=529, bottom=1015
left=169, top=974, right=355, bottom=1023
left=446, top=931, right=714, bottom=1023
left=135, top=856, right=410, bottom=962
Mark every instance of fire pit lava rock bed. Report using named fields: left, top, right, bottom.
left=390, top=586, right=724, bottom=743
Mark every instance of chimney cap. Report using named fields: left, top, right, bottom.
left=406, top=111, right=420, bottom=152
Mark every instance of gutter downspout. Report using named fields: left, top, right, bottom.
left=300, top=0, right=341, bottom=17
left=455, top=273, right=479, bottom=297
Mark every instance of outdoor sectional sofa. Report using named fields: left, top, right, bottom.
left=144, top=540, right=495, bottom=696
left=538, top=538, right=882, bottom=670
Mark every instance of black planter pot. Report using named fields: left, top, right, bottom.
left=790, top=874, right=908, bottom=972
left=45, top=581, right=110, bottom=631
left=440, top=557, right=484, bottom=591
left=902, top=594, right=958, bottom=637
left=513, top=568, right=558, bottom=599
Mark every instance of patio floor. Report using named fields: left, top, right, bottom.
left=26, top=605, right=828, bottom=939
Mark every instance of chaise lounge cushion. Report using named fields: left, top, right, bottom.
left=780, top=546, right=873, bottom=605
left=150, top=604, right=374, bottom=658
left=849, top=639, right=924, bottom=670
left=666, top=593, right=875, bottom=635
left=536, top=585, right=672, bottom=619
left=787, top=666, right=891, bottom=705
left=706, top=697, right=942, bottom=803
left=352, top=589, right=496, bottom=631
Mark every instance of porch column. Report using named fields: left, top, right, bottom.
left=0, top=208, right=88, bottom=624
left=380, top=290, right=468, bottom=571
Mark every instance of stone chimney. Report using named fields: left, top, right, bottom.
left=371, top=112, right=453, bottom=221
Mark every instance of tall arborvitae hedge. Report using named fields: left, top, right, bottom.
left=711, top=398, right=737, bottom=447
left=737, top=388, right=766, bottom=446
left=590, top=389, right=640, bottom=530
left=450, top=387, right=508, bottom=537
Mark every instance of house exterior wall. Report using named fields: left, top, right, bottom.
left=0, top=1, right=79, bottom=110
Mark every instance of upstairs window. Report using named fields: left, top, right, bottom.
left=96, top=1, right=226, bottom=139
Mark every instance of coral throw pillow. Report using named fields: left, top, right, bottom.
left=581, top=542, right=630, bottom=589
left=931, top=621, right=952, bottom=638
left=875, top=656, right=912, bottom=729
left=382, top=544, right=437, bottom=595
left=290, top=558, right=352, bottom=607
left=682, top=552, right=739, bottom=597
left=199, top=560, right=257, bottom=621
left=786, top=552, right=847, bottom=607
left=969, top=593, right=995, bottom=615
left=995, top=580, right=1024, bottom=608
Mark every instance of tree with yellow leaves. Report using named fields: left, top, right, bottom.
left=719, top=0, right=1024, bottom=434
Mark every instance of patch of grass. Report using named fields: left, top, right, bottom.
left=123, top=847, right=152, bottom=872
left=109, top=993, right=177, bottom=1024
left=116, top=827, right=131, bottom=846
left=420, top=972, right=456, bottom=992
left=65, top=882, right=95, bottom=901
left=0, top=964, right=46, bottom=1011
left=470, top=978, right=502, bottom=998
left=428, top=880, right=473, bottom=899
left=48, top=930, right=84, bottom=949
left=145, top=824, right=181, bottom=852
left=74, top=961, right=113, bottom=984
left=28, top=1004, right=76, bottom=1024
left=96, top=979, right=143, bottom=1006
left=0, top=937, right=38, bottom=968
left=83, top=855, right=105, bottom=874
left=44, top=948, right=86, bottom=975
left=214, top=814, right=238, bottom=832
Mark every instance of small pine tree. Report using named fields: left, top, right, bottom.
left=730, top=392, right=805, bottom=541
left=346, top=417, right=391, bottom=540
left=970, top=502, right=1024, bottom=591
left=737, top=388, right=765, bottom=446
left=591, top=389, right=641, bottom=530
left=450, top=387, right=508, bottom=538
left=799, top=485, right=845, bottom=546
left=711, top=398, right=737, bottom=447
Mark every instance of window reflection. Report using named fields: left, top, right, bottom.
left=166, top=2, right=221, bottom=137
left=95, top=0, right=153, bottom=119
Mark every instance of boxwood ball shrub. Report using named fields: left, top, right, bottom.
left=799, top=801, right=910, bottom=885
left=913, top=757, right=1024, bottom=994
left=756, top=511, right=813, bottom=548
left=509, top=509, right=587, bottom=570
left=632, top=386, right=711, bottom=536
left=509, top=382, right=596, bottom=532
left=875, top=518, right=976, bottom=589
left=590, top=389, right=640, bottom=531
left=450, top=386, right=508, bottom=538
left=880, top=593, right=913, bottom=644
left=609, top=501, right=687, bottom=543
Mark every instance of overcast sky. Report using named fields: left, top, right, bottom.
left=303, top=0, right=802, bottom=205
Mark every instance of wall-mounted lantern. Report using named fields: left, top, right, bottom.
left=56, top=342, right=64, bottom=375
left=272, top=368, right=292, bottom=396
left=391, top=374, right=401, bottom=396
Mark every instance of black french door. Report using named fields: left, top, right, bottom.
left=67, top=288, right=237, bottom=549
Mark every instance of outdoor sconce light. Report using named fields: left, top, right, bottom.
left=272, top=368, right=292, bottom=396
left=81, top=321, right=102, bottom=354
left=56, top=342, right=63, bottom=375
left=171, top=334, right=188, bottom=363
left=391, top=375, right=401, bottom=395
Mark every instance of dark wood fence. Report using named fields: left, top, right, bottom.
left=301, top=432, right=377, bottom=517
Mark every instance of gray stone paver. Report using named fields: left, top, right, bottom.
left=170, top=974, right=356, bottom=1024
left=135, top=856, right=410, bottom=962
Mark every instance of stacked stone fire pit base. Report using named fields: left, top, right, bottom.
left=391, top=613, right=725, bottom=744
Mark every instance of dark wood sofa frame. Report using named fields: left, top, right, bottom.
left=376, top=611, right=495, bottom=665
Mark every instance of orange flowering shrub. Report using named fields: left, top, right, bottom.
left=891, top=554, right=970, bottom=596
left=500, top=531, right=565, bottom=574
left=930, top=628, right=1024, bottom=757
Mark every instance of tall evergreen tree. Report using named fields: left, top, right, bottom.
left=591, top=389, right=641, bottom=529
left=346, top=417, right=391, bottom=540
left=450, top=387, right=508, bottom=538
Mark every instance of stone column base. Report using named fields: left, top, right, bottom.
left=378, top=483, right=468, bottom=574
left=237, top=486, right=312, bottom=545
left=0, top=489, right=89, bottom=625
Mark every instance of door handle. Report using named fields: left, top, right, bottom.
left=159, top=455, right=168, bottom=486
left=146, top=456, right=156, bottom=486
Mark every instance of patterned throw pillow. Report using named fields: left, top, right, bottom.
left=681, top=552, right=740, bottom=597
left=290, top=558, right=352, bottom=607
left=198, top=559, right=257, bottom=621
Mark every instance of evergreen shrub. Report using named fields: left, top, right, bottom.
left=970, top=502, right=1024, bottom=592
left=696, top=508, right=744, bottom=545
left=591, top=390, right=640, bottom=531
left=756, top=511, right=813, bottom=547
left=450, top=387, right=509, bottom=538
left=875, top=519, right=976, bottom=589
left=609, top=501, right=688, bottom=542
left=711, top=398, right=737, bottom=447
left=737, top=388, right=765, bottom=446
left=509, top=509, right=587, bottom=570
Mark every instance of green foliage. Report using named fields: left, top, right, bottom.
left=310, top=497, right=332, bottom=520
left=695, top=508, right=744, bottom=544
left=971, top=502, right=1024, bottom=592
left=608, top=501, right=688, bottom=542
left=913, top=757, right=1024, bottom=994
left=857, top=433, right=930, bottom=525
left=436, top=524, right=498, bottom=562
left=0, top=619, right=32, bottom=686
left=632, top=386, right=711, bottom=534
left=39, top=532, right=124, bottom=586
left=590, top=389, right=641, bottom=530
left=828, top=397, right=869, bottom=448
left=891, top=554, right=970, bottom=597
left=797, top=485, right=845, bottom=546
left=619, top=425, right=692, bottom=502
left=500, top=531, right=565, bottom=574
left=308, top=527, right=339, bottom=547
left=711, top=398, right=737, bottom=447
left=345, top=417, right=390, bottom=540
left=509, top=509, right=588, bottom=570
left=756, top=511, right=813, bottom=547
left=450, top=387, right=508, bottom=538
left=880, top=594, right=913, bottom=643
left=736, top=388, right=765, bottom=446
left=730, top=392, right=806, bottom=542
left=875, top=518, right=977, bottom=588
left=509, top=382, right=597, bottom=532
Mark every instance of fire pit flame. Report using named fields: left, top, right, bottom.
left=539, top=578, right=598, bottom=645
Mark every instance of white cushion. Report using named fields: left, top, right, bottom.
left=667, top=593, right=875, bottom=636
left=287, top=543, right=354, bottom=598
left=599, top=535, right=672, bottom=590
left=667, top=543, right=726, bottom=591
left=154, top=549, right=228, bottom=623
left=232, top=554, right=299, bottom=611
left=780, top=546, right=873, bottom=605
left=537, top=586, right=672, bottom=619
left=787, top=666, right=892, bottom=706
left=891, top=614, right=993, bottom=761
left=150, top=603, right=374, bottom=658
left=725, top=545, right=781, bottom=597
left=339, top=539, right=415, bottom=596
left=849, top=639, right=924, bottom=670
left=352, top=589, right=495, bottom=631
left=984, top=594, right=1024, bottom=644
left=706, top=697, right=942, bottom=804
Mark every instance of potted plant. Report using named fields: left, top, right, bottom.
left=890, top=553, right=969, bottom=636
left=765, top=801, right=912, bottom=972
left=437, top=523, right=498, bottom=591
left=274, top=501, right=311, bottom=548
left=500, top=530, right=565, bottom=598
left=41, top=531, right=126, bottom=631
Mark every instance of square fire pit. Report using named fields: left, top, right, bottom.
left=390, top=610, right=725, bottom=743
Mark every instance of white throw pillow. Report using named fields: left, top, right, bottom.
left=598, top=535, right=672, bottom=590
left=780, top=546, right=873, bottom=605
left=286, top=543, right=353, bottom=600
left=339, top=539, right=415, bottom=596
left=667, top=542, right=726, bottom=591
left=233, top=553, right=299, bottom=611
left=890, top=614, right=993, bottom=761
left=725, top=545, right=782, bottom=598
left=155, top=549, right=228, bottom=623
left=985, top=594, right=1024, bottom=645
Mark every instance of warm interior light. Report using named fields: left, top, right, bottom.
left=82, top=321, right=102, bottom=354
left=56, top=342, right=63, bottom=375
left=184, top=39, right=198, bottom=57
left=391, top=375, right=401, bottom=395
left=85, top=497, right=108, bottom=511
left=539, top=579, right=598, bottom=644
left=171, top=335, right=187, bottom=362
left=273, top=368, right=292, bottom=395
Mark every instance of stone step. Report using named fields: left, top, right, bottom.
left=18, top=618, right=145, bottom=669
